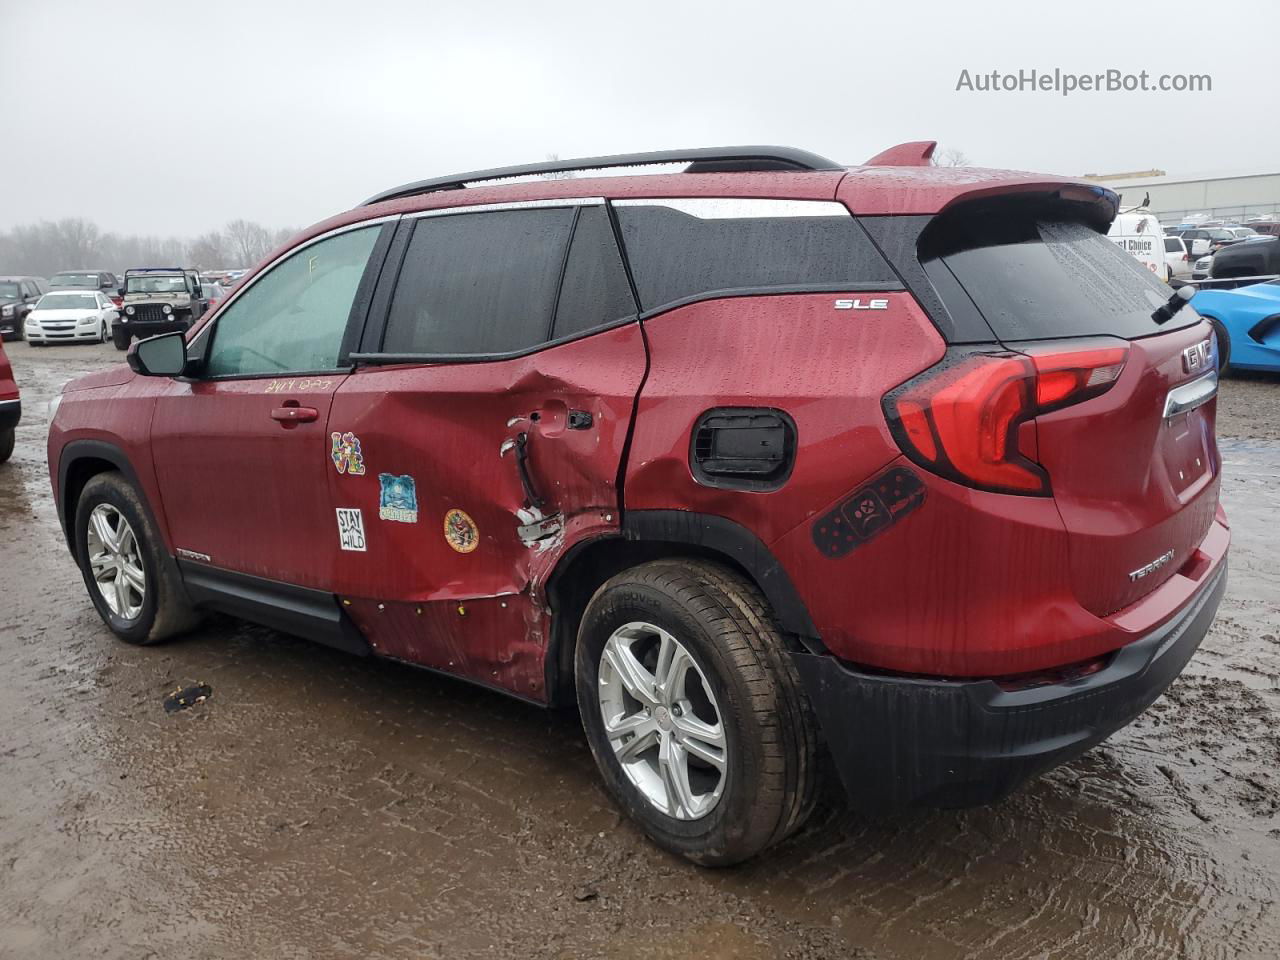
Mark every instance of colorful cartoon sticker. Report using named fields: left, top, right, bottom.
left=443, top=508, right=479, bottom=554
left=330, top=431, right=366, bottom=476
left=378, top=473, right=418, bottom=523
left=336, top=508, right=367, bottom=552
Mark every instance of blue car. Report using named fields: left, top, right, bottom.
left=1191, top=280, right=1280, bottom=373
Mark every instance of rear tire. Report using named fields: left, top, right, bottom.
left=1212, top=320, right=1232, bottom=373
left=74, top=472, right=200, bottom=645
left=575, top=559, right=819, bottom=866
left=0, top=427, right=13, bottom=464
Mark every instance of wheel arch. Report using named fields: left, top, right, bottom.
left=57, top=440, right=166, bottom=558
left=543, top=510, right=823, bottom=705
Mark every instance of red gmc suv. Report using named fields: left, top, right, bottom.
left=47, top=143, right=1228, bottom=865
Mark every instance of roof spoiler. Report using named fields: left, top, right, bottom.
left=865, top=140, right=937, bottom=167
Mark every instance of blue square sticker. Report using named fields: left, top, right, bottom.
left=378, top=473, right=418, bottom=523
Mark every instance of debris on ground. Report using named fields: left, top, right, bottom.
left=163, top=683, right=212, bottom=713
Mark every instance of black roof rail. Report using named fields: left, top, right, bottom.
left=361, top=146, right=845, bottom=206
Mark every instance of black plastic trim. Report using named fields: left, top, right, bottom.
left=177, top=560, right=371, bottom=657
left=858, top=215, right=998, bottom=344
left=794, top=561, right=1227, bottom=812
left=1247, top=312, right=1280, bottom=345
left=361, top=146, right=845, bottom=206
left=55, top=439, right=161, bottom=555
left=622, top=510, right=822, bottom=645
left=337, top=221, right=398, bottom=366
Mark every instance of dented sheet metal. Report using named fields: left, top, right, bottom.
left=323, top=323, right=646, bottom=700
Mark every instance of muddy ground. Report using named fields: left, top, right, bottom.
left=1, top=340, right=1277, bottom=960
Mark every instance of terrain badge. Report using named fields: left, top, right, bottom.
left=444, top=508, right=479, bottom=554
left=336, top=508, right=367, bottom=552
left=330, top=431, right=366, bottom=476
left=378, top=473, right=418, bottom=523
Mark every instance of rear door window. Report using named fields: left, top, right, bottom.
left=552, top=206, right=636, bottom=340
left=924, top=214, right=1197, bottom=341
left=382, top=207, right=575, bottom=355
left=613, top=198, right=898, bottom=312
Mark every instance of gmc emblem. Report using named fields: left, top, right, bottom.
left=1182, top=340, right=1211, bottom=374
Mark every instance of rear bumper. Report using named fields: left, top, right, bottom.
left=0, top=398, right=19, bottom=430
left=793, top=560, right=1227, bottom=813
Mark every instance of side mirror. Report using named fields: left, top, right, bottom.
left=127, top=331, right=187, bottom=377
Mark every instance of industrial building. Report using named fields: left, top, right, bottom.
left=1082, top=169, right=1280, bottom=225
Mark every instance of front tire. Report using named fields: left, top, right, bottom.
left=575, top=559, right=819, bottom=866
left=74, top=472, right=200, bottom=645
left=0, top=427, right=13, bottom=464
left=113, top=328, right=130, bottom=351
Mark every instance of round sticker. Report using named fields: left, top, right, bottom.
left=443, top=508, right=479, bottom=554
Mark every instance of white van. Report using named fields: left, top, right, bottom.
left=1109, top=210, right=1170, bottom=281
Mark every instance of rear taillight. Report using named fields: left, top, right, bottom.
left=884, top=341, right=1128, bottom=496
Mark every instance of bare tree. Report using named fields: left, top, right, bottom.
left=187, top=230, right=229, bottom=270
left=931, top=147, right=971, bottom=167
left=0, top=217, right=290, bottom=277
left=539, top=152, right=576, bottom=180
left=225, top=219, right=274, bottom=267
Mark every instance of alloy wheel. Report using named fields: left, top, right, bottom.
left=597, top=621, right=727, bottom=820
left=86, top=503, right=146, bottom=620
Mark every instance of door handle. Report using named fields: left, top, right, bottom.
left=271, top=405, right=319, bottom=424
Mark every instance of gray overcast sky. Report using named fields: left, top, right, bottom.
left=2, top=0, right=1276, bottom=236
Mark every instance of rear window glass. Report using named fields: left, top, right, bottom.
left=383, top=207, right=575, bottom=355
left=51, top=273, right=101, bottom=288
left=1164, top=237, right=1183, bottom=253
left=614, top=199, right=898, bottom=311
left=925, top=215, right=1197, bottom=341
left=39, top=293, right=98, bottom=310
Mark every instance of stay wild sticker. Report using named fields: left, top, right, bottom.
left=336, top=508, right=367, bottom=552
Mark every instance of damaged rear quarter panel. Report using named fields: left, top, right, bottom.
left=626, top=292, right=946, bottom=545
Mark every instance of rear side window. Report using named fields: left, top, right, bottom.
left=383, top=207, right=575, bottom=355
left=552, top=206, right=636, bottom=340
left=1164, top=237, right=1183, bottom=253
left=613, top=199, right=898, bottom=311
left=924, top=212, right=1196, bottom=341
